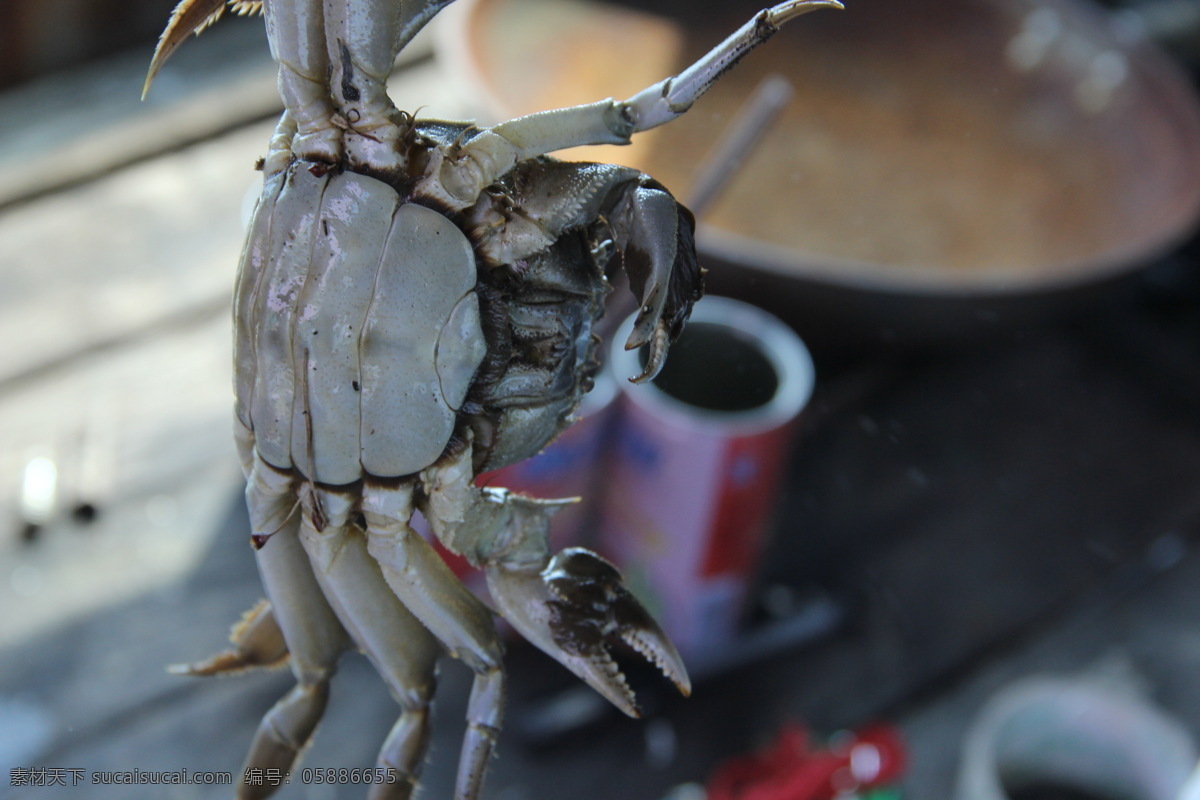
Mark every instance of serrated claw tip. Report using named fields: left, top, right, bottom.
left=487, top=547, right=689, bottom=717
left=621, top=626, right=692, bottom=698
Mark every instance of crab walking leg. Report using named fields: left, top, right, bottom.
left=506, top=0, right=843, bottom=147
left=360, top=481, right=506, bottom=800
left=420, top=0, right=842, bottom=207
left=240, top=456, right=351, bottom=800
left=323, top=0, right=408, bottom=169
left=296, top=486, right=441, bottom=800
left=324, top=0, right=460, bottom=111
left=394, top=0, right=457, bottom=55
left=169, top=599, right=289, bottom=676
left=169, top=426, right=290, bottom=677
left=263, top=111, right=299, bottom=178
left=263, top=0, right=340, bottom=163
left=624, top=0, right=841, bottom=130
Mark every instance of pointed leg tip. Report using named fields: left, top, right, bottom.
left=167, top=656, right=232, bottom=677
left=790, top=0, right=845, bottom=10
left=772, top=0, right=845, bottom=24
left=165, top=649, right=290, bottom=677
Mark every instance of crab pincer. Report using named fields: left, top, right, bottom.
left=487, top=548, right=692, bottom=717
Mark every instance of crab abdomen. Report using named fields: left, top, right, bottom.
left=234, top=168, right=485, bottom=485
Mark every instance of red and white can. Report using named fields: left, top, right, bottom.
left=599, top=296, right=815, bottom=659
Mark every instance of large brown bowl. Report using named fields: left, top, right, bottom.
left=439, top=0, right=1200, bottom=349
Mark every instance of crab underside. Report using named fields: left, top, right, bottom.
left=147, top=1, right=841, bottom=798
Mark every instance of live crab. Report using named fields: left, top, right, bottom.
left=145, top=0, right=840, bottom=797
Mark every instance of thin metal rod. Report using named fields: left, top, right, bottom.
left=686, top=73, right=794, bottom=218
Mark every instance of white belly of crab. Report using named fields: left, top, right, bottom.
left=234, top=168, right=486, bottom=484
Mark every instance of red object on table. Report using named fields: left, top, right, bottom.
left=706, top=722, right=906, bottom=800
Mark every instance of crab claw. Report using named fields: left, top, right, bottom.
left=617, top=187, right=703, bottom=385
left=626, top=323, right=673, bottom=385
left=485, top=547, right=691, bottom=717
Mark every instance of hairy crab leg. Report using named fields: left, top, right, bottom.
left=169, top=599, right=289, bottom=676
left=358, top=481, right=506, bottom=800
left=145, top=0, right=459, bottom=170
left=263, top=0, right=342, bottom=163
left=417, top=0, right=841, bottom=208
left=323, top=0, right=409, bottom=170
left=295, top=485, right=441, bottom=800
left=263, top=111, right=299, bottom=178
left=624, top=0, right=838, bottom=131
left=394, top=0, right=457, bottom=53
left=239, top=453, right=351, bottom=800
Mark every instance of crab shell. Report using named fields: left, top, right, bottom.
left=235, top=165, right=487, bottom=484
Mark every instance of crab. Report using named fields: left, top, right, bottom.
left=145, top=0, right=840, bottom=798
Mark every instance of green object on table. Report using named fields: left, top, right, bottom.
left=858, top=788, right=902, bottom=800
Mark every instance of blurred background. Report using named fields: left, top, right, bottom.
left=0, top=0, right=172, bottom=89
left=3, top=0, right=1200, bottom=798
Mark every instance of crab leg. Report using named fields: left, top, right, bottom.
left=263, top=0, right=342, bottom=163
left=237, top=455, right=351, bottom=800
left=357, top=481, right=506, bottom=800
left=296, top=485, right=441, bottom=800
left=420, top=0, right=841, bottom=207
left=269, top=0, right=459, bottom=170
left=624, top=0, right=840, bottom=131
left=168, top=599, right=289, bottom=676
left=263, top=111, right=299, bottom=178
left=323, top=0, right=409, bottom=169
left=394, top=0, right=458, bottom=54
